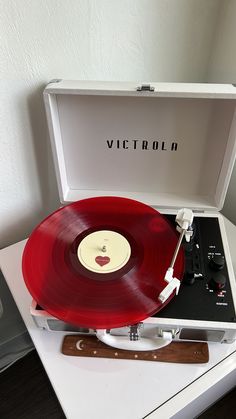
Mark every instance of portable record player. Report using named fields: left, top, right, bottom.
left=23, top=80, right=236, bottom=351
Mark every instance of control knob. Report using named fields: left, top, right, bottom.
left=209, top=255, right=225, bottom=271
left=208, top=272, right=226, bottom=291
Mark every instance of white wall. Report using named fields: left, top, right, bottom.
left=3, top=0, right=236, bottom=366
left=1, top=0, right=222, bottom=249
left=207, top=0, right=236, bottom=224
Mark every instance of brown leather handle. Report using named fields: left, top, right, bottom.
left=61, top=335, right=209, bottom=363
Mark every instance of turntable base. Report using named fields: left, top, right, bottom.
left=1, top=217, right=236, bottom=419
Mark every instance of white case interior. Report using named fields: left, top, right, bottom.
left=43, top=80, right=236, bottom=210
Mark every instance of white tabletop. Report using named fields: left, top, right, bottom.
left=1, top=217, right=236, bottom=419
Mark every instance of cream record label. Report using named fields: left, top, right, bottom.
left=77, top=230, right=131, bottom=274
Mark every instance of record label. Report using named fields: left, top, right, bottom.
left=77, top=230, right=131, bottom=274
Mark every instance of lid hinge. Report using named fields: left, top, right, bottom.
left=48, top=79, right=62, bottom=84
left=137, top=84, right=155, bottom=92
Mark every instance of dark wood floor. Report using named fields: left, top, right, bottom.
left=0, top=350, right=236, bottom=419
left=198, top=388, right=236, bottom=418
left=0, top=351, right=65, bottom=419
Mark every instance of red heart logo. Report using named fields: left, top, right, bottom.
left=95, top=256, right=110, bottom=267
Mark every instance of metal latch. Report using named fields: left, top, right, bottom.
left=129, top=323, right=142, bottom=341
left=137, top=84, right=155, bottom=92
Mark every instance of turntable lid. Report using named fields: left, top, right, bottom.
left=43, top=80, right=236, bottom=211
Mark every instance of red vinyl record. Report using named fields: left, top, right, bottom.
left=22, top=197, right=184, bottom=329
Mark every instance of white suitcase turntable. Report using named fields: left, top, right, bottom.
left=24, top=80, right=236, bottom=351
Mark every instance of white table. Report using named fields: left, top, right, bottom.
left=1, top=218, right=236, bottom=419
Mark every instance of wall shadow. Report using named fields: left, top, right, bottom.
left=27, top=83, right=60, bottom=217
